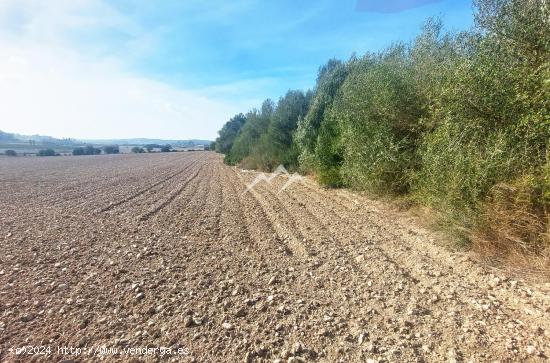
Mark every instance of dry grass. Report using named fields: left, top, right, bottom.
left=472, top=178, right=550, bottom=278
left=380, top=177, right=550, bottom=279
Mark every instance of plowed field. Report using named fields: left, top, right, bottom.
left=0, top=152, right=548, bottom=362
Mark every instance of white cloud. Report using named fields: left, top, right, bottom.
left=0, top=0, right=253, bottom=140
left=0, top=42, right=246, bottom=139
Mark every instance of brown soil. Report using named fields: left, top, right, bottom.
left=0, top=152, right=549, bottom=362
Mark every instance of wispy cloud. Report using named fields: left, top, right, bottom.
left=0, top=41, right=244, bottom=139
left=0, top=0, right=256, bottom=139
left=0, top=0, right=473, bottom=139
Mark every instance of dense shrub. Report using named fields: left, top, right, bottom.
left=414, top=0, right=549, bottom=237
left=226, top=100, right=273, bottom=166
left=264, top=90, right=311, bottom=169
left=37, top=149, right=56, bottom=156
left=215, top=113, right=247, bottom=154
left=72, top=147, right=84, bottom=156
left=335, top=47, right=422, bottom=193
left=214, top=0, right=549, bottom=260
left=161, top=144, right=172, bottom=152
left=87, top=145, right=101, bottom=155
left=5, top=149, right=17, bottom=156
left=132, top=146, right=145, bottom=153
left=73, top=145, right=101, bottom=156
left=223, top=91, right=311, bottom=170
left=102, top=145, right=120, bottom=154
left=295, top=59, right=349, bottom=185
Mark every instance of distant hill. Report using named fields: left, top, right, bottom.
left=0, top=130, right=17, bottom=142
left=79, top=138, right=212, bottom=147
left=0, top=130, right=76, bottom=145
left=0, top=130, right=211, bottom=147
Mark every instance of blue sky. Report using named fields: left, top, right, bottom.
left=0, top=0, right=474, bottom=140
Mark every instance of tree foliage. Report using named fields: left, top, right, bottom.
left=215, top=113, right=247, bottom=154
left=132, top=146, right=145, bottom=153
left=225, top=99, right=274, bottom=166
left=73, top=145, right=101, bottom=156
left=295, top=58, right=349, bottom=184
left=222, top=92, right=310, bottom=170
left=37, top=149, right=56, bottom=156
left=213, top=0, right=549, bottom=252
left=414, top=0, right=549, bottom=231
left=102, top=145, right=120, bottom=154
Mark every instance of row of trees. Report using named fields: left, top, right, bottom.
left=4, top=148, right=60, bottom=156
left=73, top=144, right=173, bottom=155
left=4, top=144, right=175, bottom=157
left=73, top=145, right=119, bottom=156
left=73, top=145, right=101, bottom=155
left=215, top=0, right=549, bottom=258
left=215, top=91, right=313, bottom=170
left=132, top=144, right=172, bottom=153
left=38, top=149, right=57, bottom=156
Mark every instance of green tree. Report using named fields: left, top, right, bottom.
left=295, top=58, right=350, bottom=185
left=414, top=0, right=550, bottom=231
left=102, top=145, right=120, bottom=154
left=212, top=0, right=549, bottom=255
left=37, top=149, right=56, bottom=156
left=73, top=147, right=85, bottom=156
left=259, top=90, right=311, bottom=169
left=215, top=113, right=247, bottom=154
left=73, top=145, right=101, bottom=156
left=226, top=99, right=274, bottom=166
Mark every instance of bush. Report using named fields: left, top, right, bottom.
left=413, top=0, right=549, bottom=239
left=102, top=145, right=120, bottom=154
left=213, top=0, right=550, bottom=263
left=215, top=113, right=247, bottom=154
left=221, top=92, right=311, bottom=171
left=86, top=145, right=101, bottom=155
left=37, top=149, right=56, bottom=156
left=73, top=147, right=84, bottom=156
left=161, top=144, right=172, bottom=152
left=295, top=58, right=349, bottom=180
left=330, top=46, right=427, bottom=194
left=263, top=90, right=311, bottom=170
left=313, top=108, right=344, bottom=187
left=73, top=145, right=101, bottom=156
left=225, top=100, right=273, bottom=165
left=131, top=146, right=145, bottom=153
left=5, top=150, right=17, bottom=156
